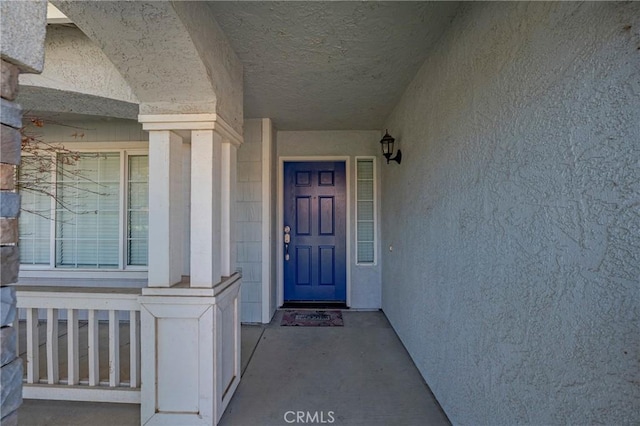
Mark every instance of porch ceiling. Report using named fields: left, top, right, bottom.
left=21, top=2, right=461, bottom=130
left=208, top=1, right=461, bottom=130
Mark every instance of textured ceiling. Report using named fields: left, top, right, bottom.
left=208, top=1, right=460, bottom=130
left=25, top=2, right=460, bottom=130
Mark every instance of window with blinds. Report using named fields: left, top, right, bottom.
left=56, top=153, right=120, bottom=268
left=18, top=160, right=52, bottom=265
left=18, top=151, right=149, bottom=270
left=356, top=158, right=376, bottom=264
left=127, top=155, right=149, bottom=266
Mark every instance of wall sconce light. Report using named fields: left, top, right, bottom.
left=380, top=129, right=401, bottom=164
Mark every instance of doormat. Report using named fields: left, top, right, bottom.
left=280, top=310, right=343, bottom=327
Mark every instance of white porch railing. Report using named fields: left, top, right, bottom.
left=15, top=286, right=142, bottom=404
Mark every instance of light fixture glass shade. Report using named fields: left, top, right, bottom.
left=380, top=130, right=395, bottom=156
left=379, top=129, right=401, bottom=164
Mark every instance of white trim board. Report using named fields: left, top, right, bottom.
left=23, top=385, right=140, bottom=404
left=138, top=113, right=243, bottom=147
left=276, top=156, right=352, bottom=308
left=261, top=119, right=273, bottom=324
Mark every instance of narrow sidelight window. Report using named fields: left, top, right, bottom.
left=356, top=158, right=376, bottom=264
left=127, top=155, right=149, bottom=266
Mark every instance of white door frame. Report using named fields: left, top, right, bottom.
left=276, top=156, right=351, bottom=308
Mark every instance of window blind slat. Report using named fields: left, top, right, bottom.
left=56, top=153, right=120, bottom=268
left=357, top=222, right=374, bottom=241
left=357, top=183, right=373, bottom=200
left=357, top=161, right=374, bottom=180
left=356, top=159, right=375, bottom=264
left=357, top=201, right=374, bottom=221
left=357, top=242, right=374, bottom=262
left=18, top=161, right=52, bottom=265
left=127, top=155, right=149, bottom=266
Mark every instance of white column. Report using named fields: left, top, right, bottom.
left=220, top=141, right=237, bottom=277
left=139, top=113, right=243, bottom=426
left=190, top=130, right=222, bottom=287
left=148, top=130, right=184, bottom=287
left=261, top=118, right=273, bottom=323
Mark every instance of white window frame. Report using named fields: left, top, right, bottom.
left=355, top=156, right=377, bottom=266
left=19, top=142, right=148, bottom=280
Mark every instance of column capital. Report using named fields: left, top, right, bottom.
left=138, top=113, right=243, bottom=146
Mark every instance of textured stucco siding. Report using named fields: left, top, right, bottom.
left=0, top=0, right=47, bottom=73
left=172, top=1, right=244, bottom=134
left=381, top=2, right=639, bottom=425
left=54, top=1, right=219, bottom=116
left=19, top=26, right=137, bottom=103
left=278, top=130, right=382, bottom=309
left=237, top=119, right=264, bottom=322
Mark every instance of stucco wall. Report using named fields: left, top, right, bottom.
left=20, top=26, right=137, bottom=104
left=381, top=2, right=639, bottom=425
left=278, top=130, right=382, bottom=309
left=0, top=0, right=46, bottom=73
left=172, top=1, right=244, bottom=133
left=54, top=1, right=219, bottom=118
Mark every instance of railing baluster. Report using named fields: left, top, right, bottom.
left=108, top=310, right=120, bottom=387
left=88, top=309, right=99, bottom=386
left=130, top=310, right=141, bottom=388
left=13, top=313, right=20, bottom=361
left=17, top=288, right=142, bottom=403
left=46, top=308, right=59, bottom=384
left=26, top=308, right=39, bottom=384
left=67, top=309, right=79, bottom=385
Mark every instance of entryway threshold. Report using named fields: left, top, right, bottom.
left=281, top=302, right=348, bottom=309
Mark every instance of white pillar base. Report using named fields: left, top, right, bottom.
left=140, top=274, right=241, bottom=426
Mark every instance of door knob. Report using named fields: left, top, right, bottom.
left=284, top=225, right=291, bottom=260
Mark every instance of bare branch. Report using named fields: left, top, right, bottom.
left=19, top=117, right=111, bottom=218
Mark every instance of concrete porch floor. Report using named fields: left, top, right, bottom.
left=18, top=311, right=450, bottom=426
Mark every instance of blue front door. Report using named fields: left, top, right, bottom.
left=283, top=161, right=347, bottom=302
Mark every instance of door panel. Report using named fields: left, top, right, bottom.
left=319, top=197, right=335, bottom=235
left=296, top=197, right=311, bottom=235
left=296, top=246, right=312, bottom=285
left=319, top=246, right=335, bottom=285
left=284, top=161, right=346, bottom=302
